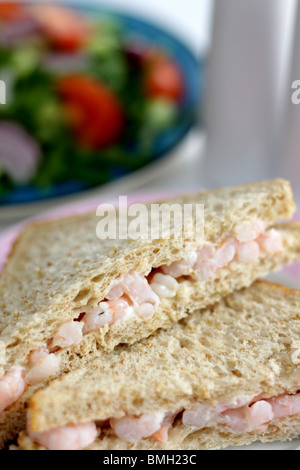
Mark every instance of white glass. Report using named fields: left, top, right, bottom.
left=280, top=2, right=300, bottom=203
left=204, top=0, right=296, bottom=187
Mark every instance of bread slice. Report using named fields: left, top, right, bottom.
left=0, top=179, right=296, bottom=371
left=17, top=281, right=300, bottom=450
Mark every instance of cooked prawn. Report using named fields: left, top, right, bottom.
left=51, top=321, right=84, bottom=349
left=0, top=366, right=26, bottom=413
left=27, top=421, right=98, bottom=450
left=26, top=349, right=60, bottom=384
left=110, top=413, right=164, bottom=443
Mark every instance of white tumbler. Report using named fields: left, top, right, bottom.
left=204, top=0, right=295, bottom=187
left=280, top=1, right=300, bottom=204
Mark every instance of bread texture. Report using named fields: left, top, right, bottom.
left=0, top=179, right=296, bottom=371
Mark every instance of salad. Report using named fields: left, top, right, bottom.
left=0, top=2, right=190, bottom=204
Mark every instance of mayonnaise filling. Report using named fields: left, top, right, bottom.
left=0, top=366, right=26, bottom=413
left=0, top=219, right=283, bottom=414
left=26, top=391, right=300, bottom=450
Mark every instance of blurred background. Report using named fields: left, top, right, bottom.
left=0, top=0, right=300, bottom=227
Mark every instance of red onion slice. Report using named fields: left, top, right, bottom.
left=42, top=52, right=89, bottom=74
left=0, top=122, right=41, bottom=183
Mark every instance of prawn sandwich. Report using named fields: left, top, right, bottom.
left=17, top=281, right=300, bottom=450
left=1, top=179, right=300, bottom=446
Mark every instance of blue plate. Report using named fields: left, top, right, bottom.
left=1, top=2, right=203, bottom=205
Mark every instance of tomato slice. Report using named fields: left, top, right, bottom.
left=0, top=2, right=25, bottom=22
left=57, top=76, right=125, bottom=149
left=145, top=55, right=185, bottom=102
left=30, top=5, right=89, bottom=52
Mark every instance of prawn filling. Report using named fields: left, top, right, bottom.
left=50, top=219, right=283, bottom=349
left=26, top=391, right=300, bottom=450
left=0, top=219, right=283, bottom=414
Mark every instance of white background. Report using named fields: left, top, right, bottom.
left=58, top=0, right=213, bottom=54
